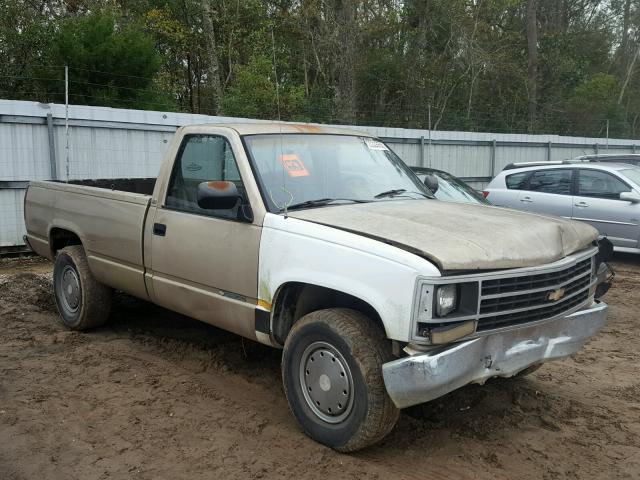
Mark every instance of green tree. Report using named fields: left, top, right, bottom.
left=0, top=0, right=57, bottom=100
left=4, top=0, right=640, bottom=138
left=40, top=9, right=163, bottom=109
left=567, top=73, right=627, bottom=137
left=221, top=54, right=308, bottom=121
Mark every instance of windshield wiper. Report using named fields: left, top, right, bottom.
left=374, top=188, right=406, bottom=199
left=374, top=189, right=432, bottom=199
left=283, top=198, right=368, bottom=212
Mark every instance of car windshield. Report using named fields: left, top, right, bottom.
left=243, top=134, right=432, bottom=211
left=620, top=167, right=640, bottom=186
left=416, top=170, right=487, bottom=204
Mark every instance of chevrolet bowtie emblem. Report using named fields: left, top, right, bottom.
left=548, top=287, right=566, bottom=302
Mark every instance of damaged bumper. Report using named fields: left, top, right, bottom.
left=382, top=301, right=608, bottom=409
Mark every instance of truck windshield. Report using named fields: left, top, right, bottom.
left=243, top=134, right=432, bottom=212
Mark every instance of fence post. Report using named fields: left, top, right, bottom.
left=420, top=135, right=425, bottom=167
left=65, top=65, right=69, bottom=180
left=595, top=143, right=599, bottom=155
left=547, top=141, right=552, bottom=162
left=46, top=113, right=57, bottom=180
left=633, top=145, right=637, bottom=154
left=490, top=139, right=497, bottom=177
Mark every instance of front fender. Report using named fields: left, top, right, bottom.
left=259, top=214, right=441, bottom=342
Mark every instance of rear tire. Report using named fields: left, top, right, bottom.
left=282, top=308, right=399, bottom=452
left=53, top=245, right=112, bottom=330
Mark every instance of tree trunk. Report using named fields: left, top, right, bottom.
left=201, top=0, right=222, bottom=115
left=403, top=0, right=429, bottom=128
left=618, top=0, right=632, bottom=78
left=526, top=0, right=538, bottom=132
left=186, top=52, right=194, bottom=113
left=622, top=0, right=632, bottom=60
left=618, top=42, right=640, bottom=105
left=334, top=0, right=357, bottom=124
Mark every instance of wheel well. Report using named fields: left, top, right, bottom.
left=271, top=282, right=386, bottom=346
left=50, top=228, right=82, bottom=255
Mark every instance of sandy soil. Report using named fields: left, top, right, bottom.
left=0, top=255, right=639, bottom=480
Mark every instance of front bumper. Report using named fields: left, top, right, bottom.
left=382, top=301, right=608, bottom=409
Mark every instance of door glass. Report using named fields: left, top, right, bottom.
left=165, top=135, right=246, bottom=220
left=577, top=170, right=630, bottom=200
left=505, top=172, right=530, bottom=190
left=428, top=171, right=487, bottom=204
left=620, top=167, right=640, bottom=185
left=528, top=169, right=572, bottom=195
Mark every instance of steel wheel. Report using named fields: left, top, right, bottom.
left=299, top=341, right=355, bottom=423
left=59, top=265, right=81, bottom=314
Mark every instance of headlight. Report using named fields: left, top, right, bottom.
left=414, top=280, right=479, bottom=342
left=436, top=284, right=457, bottom=316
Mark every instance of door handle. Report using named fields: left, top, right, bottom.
left=574, top=202, right=589, bottom=208
left=520, top=196, right=533, bottom=203
left=153, top=223, right=167, bottom=236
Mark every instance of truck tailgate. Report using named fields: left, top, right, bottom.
left=25, top=181, right=152, bottom=300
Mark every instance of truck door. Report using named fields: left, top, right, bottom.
left=515, top=168, right=573, bottom=218
left=572, top=168, right=640, bottom=249
left=147, top=133, right=261, bottom=339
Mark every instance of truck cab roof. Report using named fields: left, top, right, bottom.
left=181, top=122, right=373, bottom=138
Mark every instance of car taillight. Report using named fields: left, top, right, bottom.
left=482, top=190, right=490, bottom=198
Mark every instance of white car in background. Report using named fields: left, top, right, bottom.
left=572, top=154, right=640, bottom=166
left=484, top=162, right=640, bottom=253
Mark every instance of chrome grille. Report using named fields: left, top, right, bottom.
left=481, top=258, right=592, bottom=296
left=477, top=258, right=593, bottom=332
left=412, top=249, right=598, bottom=344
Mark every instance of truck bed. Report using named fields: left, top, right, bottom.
left=24, top=179, right=153, bottom=300
left=64, top=178, right=156, bottom=195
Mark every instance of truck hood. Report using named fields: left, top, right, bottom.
left=288, top=200, right=598, bottom=271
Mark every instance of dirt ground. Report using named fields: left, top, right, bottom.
left=0, top=254, right=638, bottom=480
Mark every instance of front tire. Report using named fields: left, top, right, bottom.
left=514, top=363, right=543, bottom=377
left=282, top=308, right=399, bottom=452
left=53, top=245, right=112, bottom=330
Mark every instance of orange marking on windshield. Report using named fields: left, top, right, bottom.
left=280, top=154, right=310, bottom=177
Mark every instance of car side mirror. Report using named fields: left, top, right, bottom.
left=197, top=181, right=239, bottom=210
left=423, top=174, right=439, bottom=194
left=620, top=191, right=640, bottom=203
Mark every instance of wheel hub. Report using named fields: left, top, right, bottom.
left=300, top=341, right=354, bottom=423
left=60, top=266, right=80, bottom=313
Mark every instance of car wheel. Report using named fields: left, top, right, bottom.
left=53, top=245, right=112, bottom=330
left=514, top=363, right=543, bottom=377
left=282, top=308, right=399, bottom=452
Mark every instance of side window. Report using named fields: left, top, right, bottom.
left=505, top=172, right=530, bottom=190
left=577, top=169, right=630, bottom=200
left=527, top=169, right=572, bottom=195
left=165, top=135, right=246, bottom=220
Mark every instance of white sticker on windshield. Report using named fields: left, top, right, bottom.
left=364, top=138, right=389, bottom=151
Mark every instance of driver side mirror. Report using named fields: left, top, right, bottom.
left=197, top=181, right=240, bottom=210
left=423, top=174, right=439, bottom=194
left=620, top=191, right=640, bottom=203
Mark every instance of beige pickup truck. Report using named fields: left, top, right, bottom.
left=25, top=123, right=612, bottom=451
